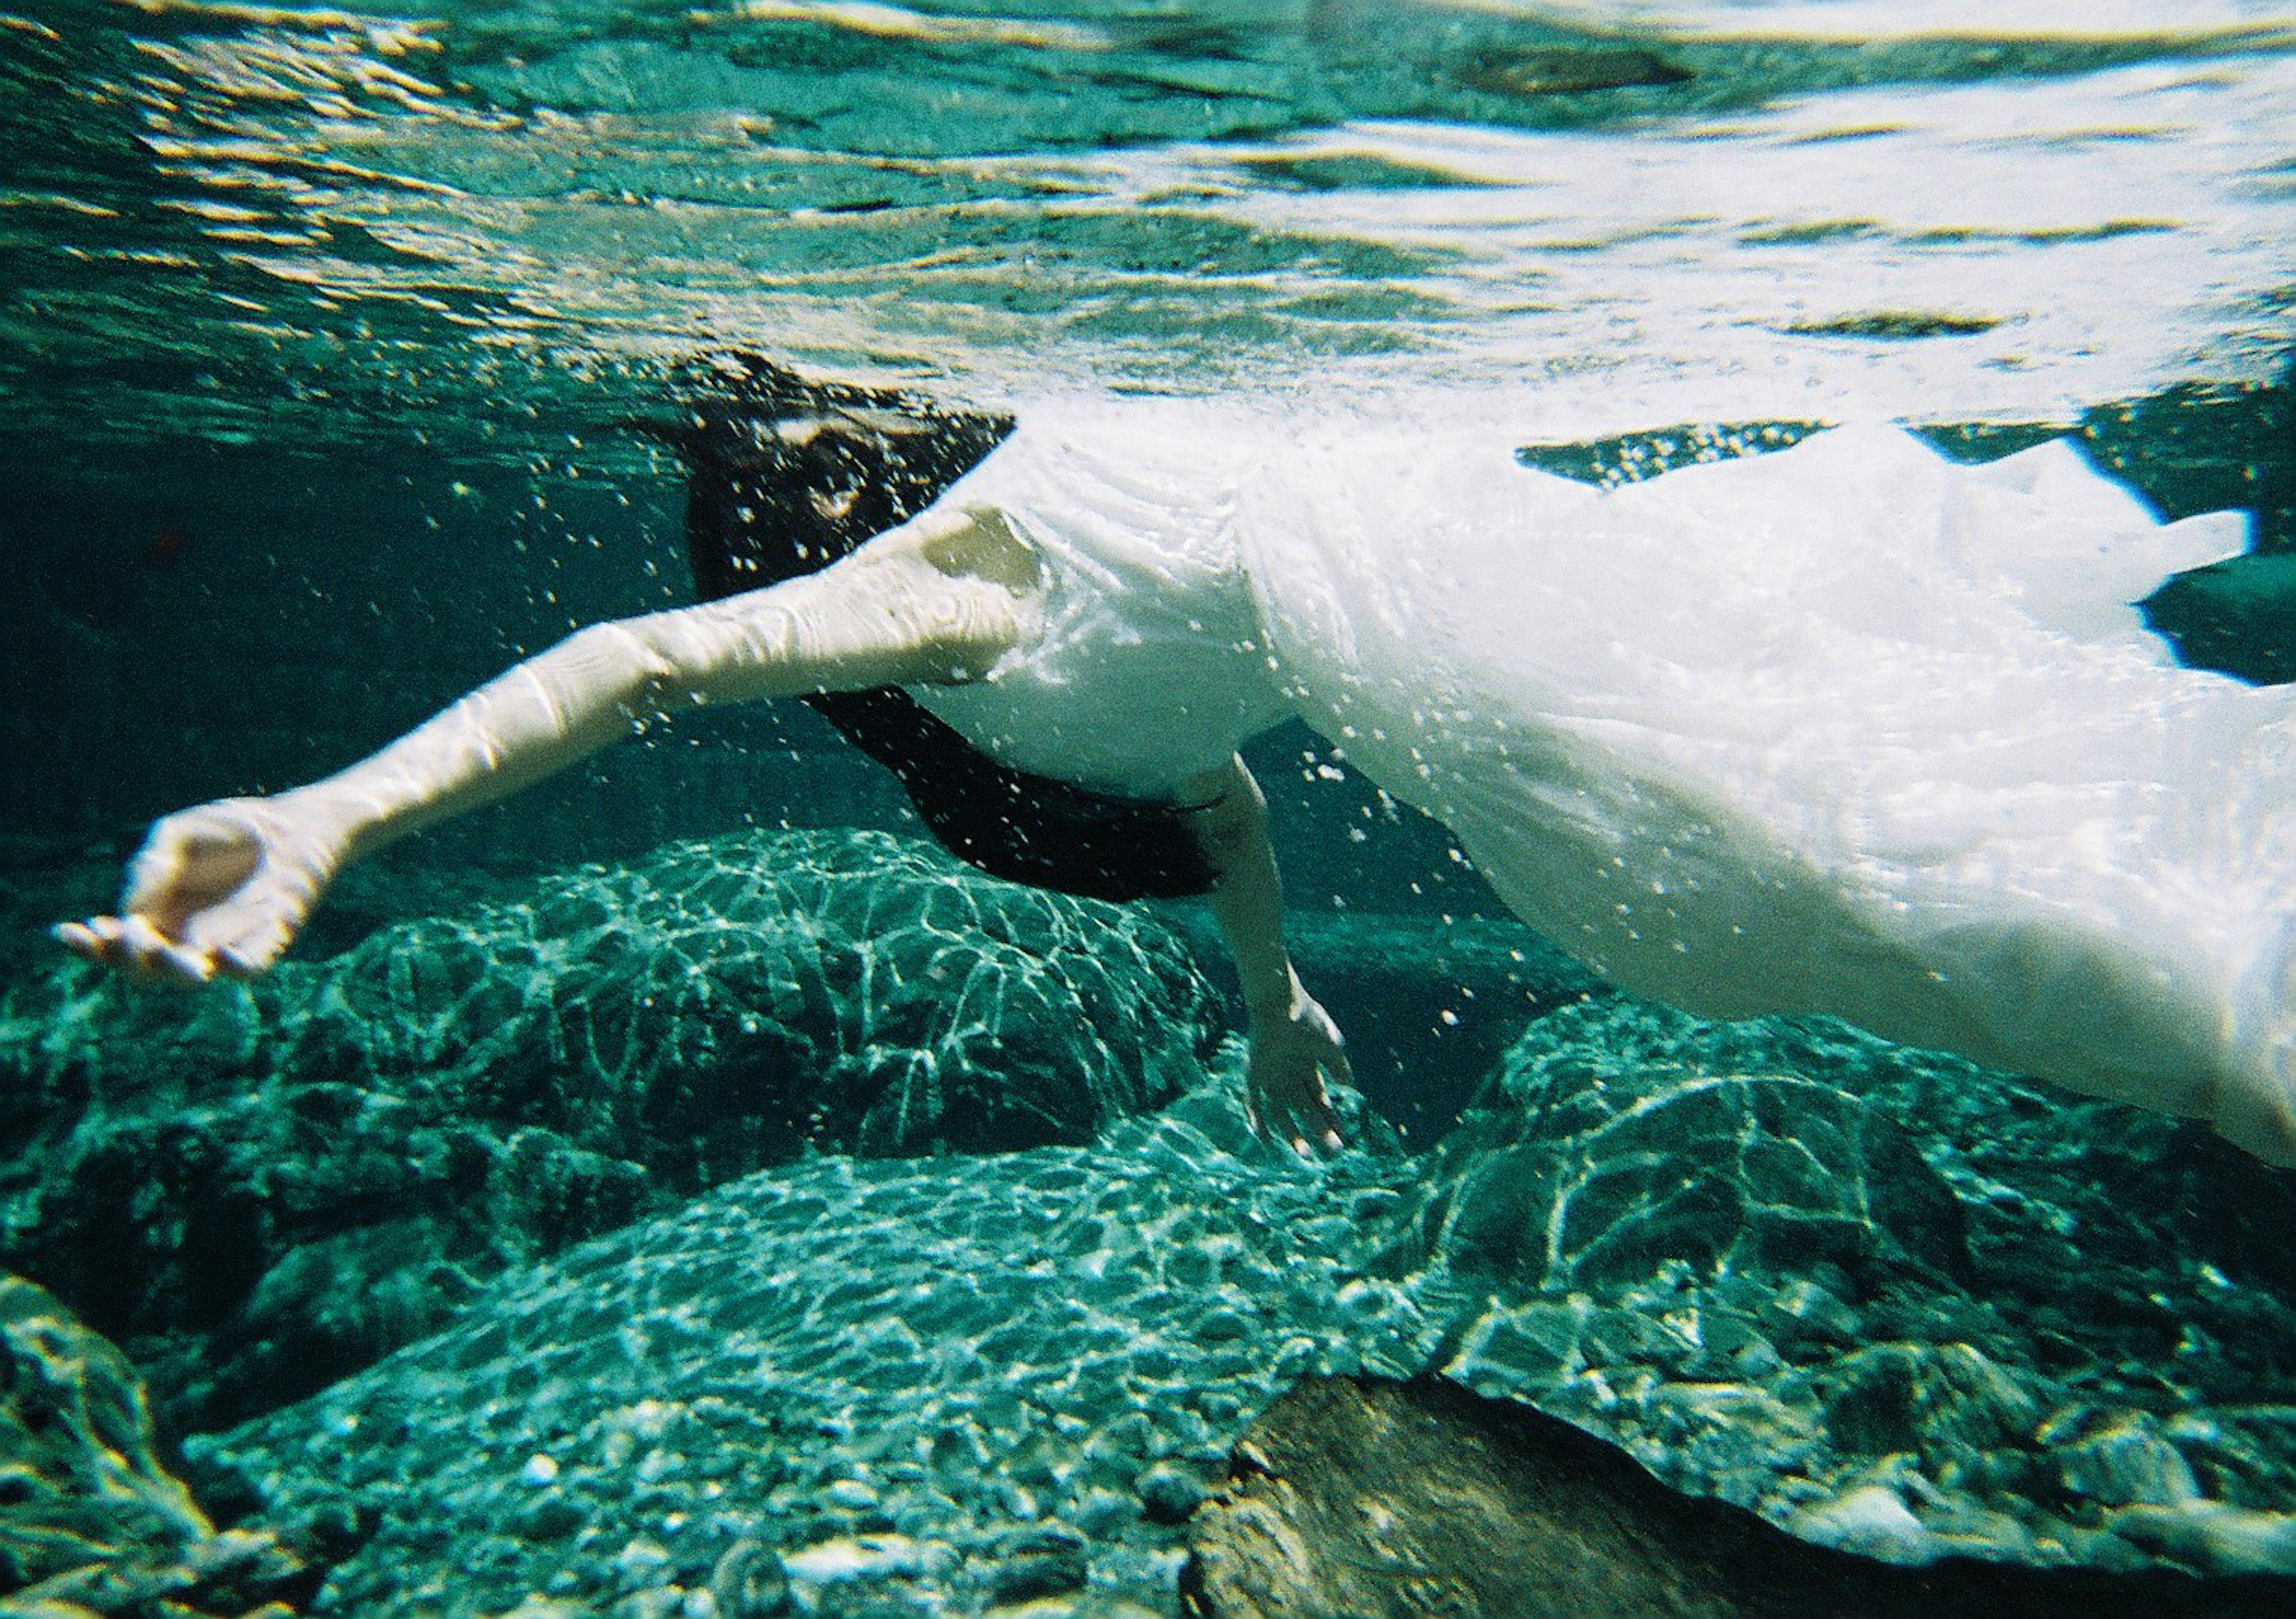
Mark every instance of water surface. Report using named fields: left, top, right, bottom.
left=8, top=0, right=2294, bottom=464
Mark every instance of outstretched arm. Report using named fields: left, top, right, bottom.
left=57, top=511, right=1039, bottom=982
left=1183, top=755, right=1349, bottom=1155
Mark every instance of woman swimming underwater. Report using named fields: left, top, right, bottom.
left=56, top=359, right=2296, bottom=1168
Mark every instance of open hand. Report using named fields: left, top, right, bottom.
left=53, top=796, right=337, bottom=983
left=1245, top=990, right=1351, bottom=1157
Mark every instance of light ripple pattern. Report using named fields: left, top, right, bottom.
left=0, top=828, right=1222, bottom=1429
left=5, top=1, right=2294, bottom=465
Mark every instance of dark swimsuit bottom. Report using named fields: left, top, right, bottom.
left=637, top=353, right=1216, bottom=903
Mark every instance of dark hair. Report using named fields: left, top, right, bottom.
left=634, top=353, right=1217, bottom=902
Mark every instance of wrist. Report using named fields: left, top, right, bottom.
left=267, top=783, right=364, bottom=871
left=1244, top=966, right=1308, bottom=1025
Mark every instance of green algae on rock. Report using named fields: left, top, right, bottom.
left=0, top=1272, right=328, bottom=1617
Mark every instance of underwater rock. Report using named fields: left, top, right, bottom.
left=0, top=829, right=1221, bottom=1429
left=2050, top=1410, right=2203, bottom=1510
left=1178, top=1374, right=2296, bottom=1619
left=0, top=1271, right=334, bottom=1615
left=9, top=857, right=2293, bottom=1609
left=1816, top=1340, right=2041, bottom=1469
left=1384, top=997, right=2296, bottom=1578
left=1399, top=998, right=1974, bottom=1297
left=145, top=997, right=2296, bottom=1614
left=187, top=1081, right=1422, bottom=1619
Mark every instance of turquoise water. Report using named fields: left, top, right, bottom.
left=8, top=0, right=2296, bottom=451
left=4, top=2, right=2296, bottom=1615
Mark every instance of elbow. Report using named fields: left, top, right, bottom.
left=891, top=576, right=1030, bottom=686
left=1187, top=782, right=1268, bottom=872
left=554, top=619, right=683, bottom=723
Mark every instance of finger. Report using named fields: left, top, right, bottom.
left=213, top=921, right=290, bottom=977
left=69, top=914, right=170, bottom=982
left=74, top=914, right=137, bottom=971
left=1309, top=1064, right=1348, bottom=1152
left=1250, top=1094, right=1307, bottom=1160
left=1274, top=1092, right=1323, bottom=1160
left=118, top=912, right=172, bottom=961
left=130, top=915, right=218, bottom=982
left=161, top=932, right=220, bottom=982
left=53, top=920, right=103, bottom=960
left=63, top=915, right=159, bottom=980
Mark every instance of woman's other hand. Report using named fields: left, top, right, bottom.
left=54, top=796, right=341, bottom=983
left=1246, top=987, right=1351, bottom=1157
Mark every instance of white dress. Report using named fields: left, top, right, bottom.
left=911, top=404, right=2296, bottom=1167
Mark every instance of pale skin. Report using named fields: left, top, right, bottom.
left=55, top=503, right=1349, bottom=1154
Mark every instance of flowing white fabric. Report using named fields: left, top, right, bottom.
left=912, top=404, right=1292, bottom=795
left=915, top=407, right=2296, bottom=1165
